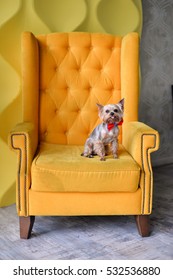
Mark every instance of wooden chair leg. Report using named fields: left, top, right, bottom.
left=19, top=216, right=35, bottom=239
left=135, top=215, right=150, bottom=237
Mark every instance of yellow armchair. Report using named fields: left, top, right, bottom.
left=9, top=32, right=159, bottom=239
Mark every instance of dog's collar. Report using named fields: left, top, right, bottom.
left=107, top=119, right=123, bottom=131
left=107, top=123, right=116, bottom=131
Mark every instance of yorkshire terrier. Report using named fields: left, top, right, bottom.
left=81, top=99, right=124, bottom=161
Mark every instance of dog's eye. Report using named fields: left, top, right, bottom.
left=105, top=109, right=110, bottom=113
left=114, top=109, right=118, bottom=113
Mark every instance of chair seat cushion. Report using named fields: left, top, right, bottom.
left=31, top=142, right=140, bottom=192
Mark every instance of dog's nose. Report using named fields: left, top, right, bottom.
left=110, top=112, right=114, bottom=116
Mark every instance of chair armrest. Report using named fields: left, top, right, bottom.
left=9, top=122, right=38, bottom=216
left=9, top=122, right=38, bottom=157
left=123, top=121, right=159, bottom=214
left=123, top=121, right=159, bottom=166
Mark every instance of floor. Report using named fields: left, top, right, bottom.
left=0, top=164, right=173, bottom=260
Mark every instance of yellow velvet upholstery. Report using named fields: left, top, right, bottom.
left=9, top=32, right=159, bottom=223
left=31, top=143, right=140, bottom=193
left=38, top=32, right=122, bottom=145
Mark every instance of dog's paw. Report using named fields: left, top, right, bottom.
left=100, top=157, right=105, bottom=161
left=81, top=153, right=94, bottom=158
left=113, top=154, right=118, bottom=159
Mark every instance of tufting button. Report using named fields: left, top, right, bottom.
left=42, top=88, right=47, bottom=94
left=86, top=86, right=92, bottom=92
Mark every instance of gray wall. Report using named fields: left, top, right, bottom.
left=139, top=0, right=173, bottom=166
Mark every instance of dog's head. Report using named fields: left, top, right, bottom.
left=96, top=99, right=124, bottom=124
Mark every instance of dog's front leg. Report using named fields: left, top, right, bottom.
left=94, top=141, right=106, bottom=161
left=81, top=138, right=94, bottom=158
left=111, top=139, right=118, bottom=159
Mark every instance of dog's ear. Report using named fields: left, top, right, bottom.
left=118, top=98, right=124, bottom=111
left=96, top=103, right=104, bottom=112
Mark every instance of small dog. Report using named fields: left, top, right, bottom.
left=81, top=99, right=124, bottom=161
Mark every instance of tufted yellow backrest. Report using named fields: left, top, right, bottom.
left=22, top=32, right=139, bottom=145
